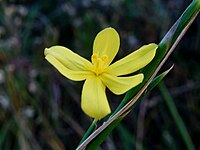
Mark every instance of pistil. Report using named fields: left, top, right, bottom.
left=90, top=53, right=109, bottom=76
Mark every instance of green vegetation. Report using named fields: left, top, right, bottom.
left=0, top=0, right=199, bottom=149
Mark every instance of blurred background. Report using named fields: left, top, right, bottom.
left=0, top=0, right=199, bottom=149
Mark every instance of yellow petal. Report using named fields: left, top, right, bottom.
left=45, top=46, right=92, bottom=71
left=100, top=73, right=144, bottom=95
left=93, top=27, right=120, bottom=65
left=106, top=43, right=157, bottom=76
left=45, top=55, right=93, bottom=81
left=81, top=76, right=111, bottom=119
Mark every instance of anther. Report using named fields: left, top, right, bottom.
left=101, top=55, right=108, bottom=62
left=91, top=53, right=98, bottom=64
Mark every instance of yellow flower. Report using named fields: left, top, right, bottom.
left=44, top=27, right=157, bottom=119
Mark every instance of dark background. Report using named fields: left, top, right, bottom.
left=0, top=0, right=199, bottom=149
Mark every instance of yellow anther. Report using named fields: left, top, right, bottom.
left=101, top=55, right=108, bottom=62
left=91, top=53, right=98, bottom=64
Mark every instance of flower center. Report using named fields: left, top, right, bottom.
left=91, top=53, right=108, bottom=75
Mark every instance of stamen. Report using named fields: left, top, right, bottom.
left=91, top=53, right=98, bottom=64
left=90, top=53, right=108, bottom=76
left=97, top=58, right=102, bottom=67
left=102, top=55, right=108, bottom=62
left=96, top=58, right=102, bottom=74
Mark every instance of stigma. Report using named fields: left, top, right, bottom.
left=91, top=53, right=108, bottom=75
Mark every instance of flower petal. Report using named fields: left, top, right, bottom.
left=106, top=43, right=157, bottom=76
left=100, top=73, right=144, bottom=95
left=81, top=76, right=111, bottom=119
left=93, top=27, right=120, bottom=65
left=45, top=55, right=93, bottom=81
left=45, top=46, right=92, bottom=71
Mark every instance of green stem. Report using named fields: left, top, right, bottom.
left=77, top=0, right=199, bottom=148
left=78, top=119, right=98, bottom=145
left=158, top=82, right=195, bottom=150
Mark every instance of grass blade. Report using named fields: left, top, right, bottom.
left=77, top=1, right=200, bottom=149
left=158, top=82, right=195, bottom=150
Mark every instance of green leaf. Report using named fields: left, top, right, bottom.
left=116, top=0, right=200, bottom=112
left=145, top=65, right=174, bottom=94
left=122, top=65, right=174, bottom=115
left=86, top=117, right=123, bottom=150
left=158, top=82, right=195, bottom=150
left=77, top=1, right=200, bottom=149
left=78, top=119, right=98, bottom=146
